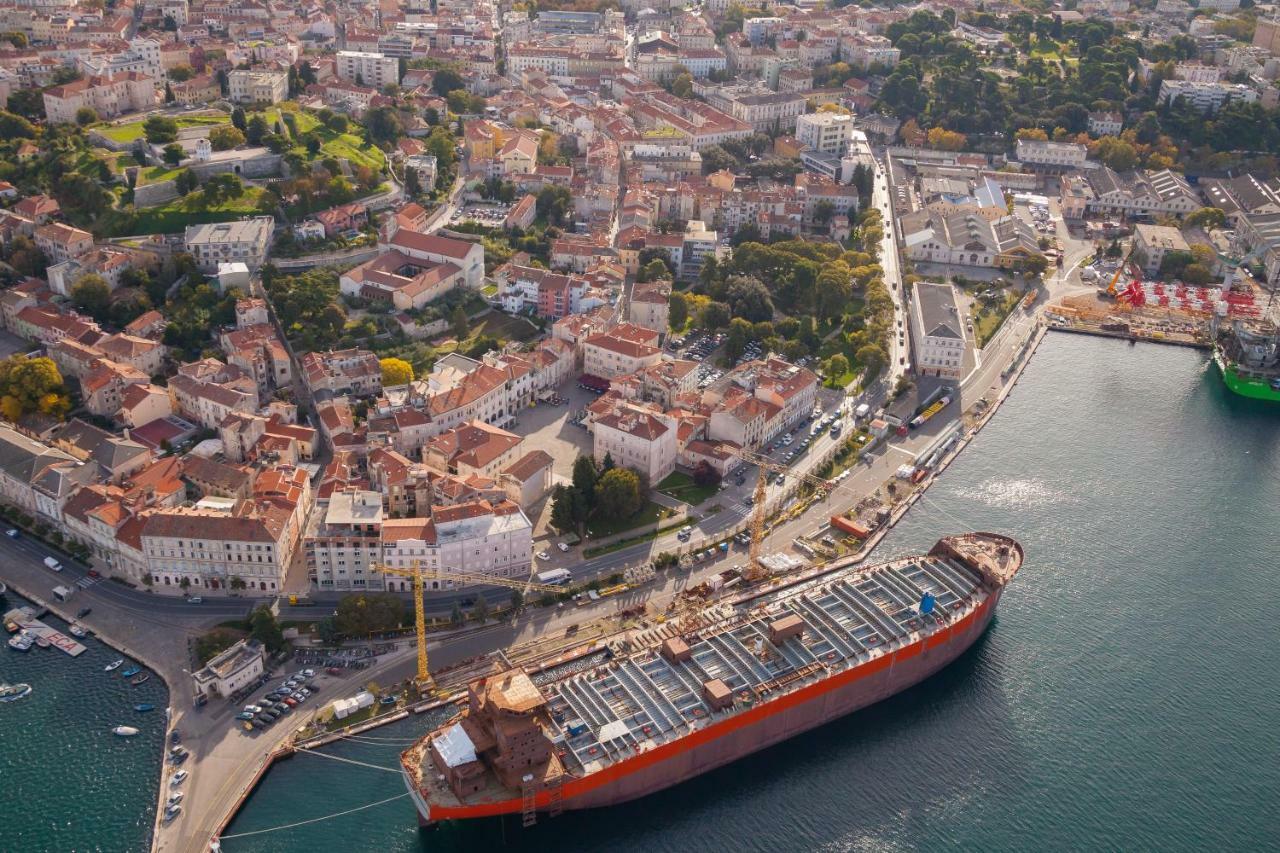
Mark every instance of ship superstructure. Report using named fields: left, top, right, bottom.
left=402, top=533, right=1022, bottom=824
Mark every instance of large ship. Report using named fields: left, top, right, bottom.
left=1214, top=317, right=1280, bottom=402
left=401, top=533, right=1022, bottom=825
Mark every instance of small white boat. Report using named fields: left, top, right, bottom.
left=112, top=726, right=140, bottom=737
left=105, top=658, right=124, bottom=672
left=0, top=682, right=32, bottom=702
left=69, top=624, right=87, bottom=638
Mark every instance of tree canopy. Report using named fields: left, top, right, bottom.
left=0, top=355, right=70, bottom=423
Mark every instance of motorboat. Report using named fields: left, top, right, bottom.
left=135, top=704, right=155, bottom=712
left=121, top=666, right=141, bottom=678
left=112, top=726, right=140, bottom=737
left=105, top=659, right=124, bottom=672
left=0, top=682, right=31, bottom=701
left=131, top=673, right=150, bottom=686
left=8, top=630, right=34, bottom=652
left=69, top=624, right=87, bottom=638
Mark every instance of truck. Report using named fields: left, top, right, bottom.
left=854, top=403, right=872, bottom=420
left=535, top=568, right=573, bottom=586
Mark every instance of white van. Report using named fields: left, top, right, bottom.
left=43, top=556, right=63, bottom=572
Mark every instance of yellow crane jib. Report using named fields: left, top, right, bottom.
left=370, top=561, right=574, bottom=688
left=720, top=447, right=836, bottom=583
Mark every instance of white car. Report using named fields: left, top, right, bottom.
left=243, top=705, right=262, bottom=714
left=536, top=550, right=551, bottom=561
left=170, top=770, right=188, bottom=787
left=556, top=542, right=570, bottom=552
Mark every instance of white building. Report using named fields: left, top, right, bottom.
left=42, top=73, right=155, bottom=124
left=378, top=500, right=533, bottom=591
left=910, top=282, right=966, bottom=380
left=1087, top=111, right=1124, bottom=137
left=305, top=489, right=384, bottom=591
left=593, top=407, right=678, bottom=484
left=185, top=218, right=275, bottom=273
left=795, top=111, right=855, bottom=156
left=1134, top=223, right=1191, bottom=275
left=1159, top=79, right=1258, bottom=112
left=227, top=69, right=289, bottom=104
left=582, top=326, right=663, bottom=379
left=1015, top=138, right=1088, bottom=168
left=141, top=502, right=300, bottom=595
left=191, top=639, right=265, bottom=699
left=336, top=50, right=400, bottom=89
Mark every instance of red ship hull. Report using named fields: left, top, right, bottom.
left=408, top=587, right=1003, bottom=822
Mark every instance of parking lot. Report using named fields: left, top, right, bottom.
left=451, top=203, right=511, bottom=228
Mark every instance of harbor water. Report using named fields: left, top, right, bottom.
left=0, top=591, right=168, bottom=852
left=225, top=334, right=1280, bottom=851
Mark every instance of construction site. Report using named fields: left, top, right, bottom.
left=1047, top=253, right=1274, bottom=348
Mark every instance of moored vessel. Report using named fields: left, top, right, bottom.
left=8, top=630, right=34, bottom=652
left=1214, top=316, right=1280, bottom=402
left=112, top=726, right=139, bottom=737
left=105, top=659, right=124, bottom=672
left=401, top=533, right=1023, bottom=825
left=0, top=682, right=32, bottom=701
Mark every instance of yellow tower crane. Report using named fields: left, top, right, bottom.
left=721, top=447, right=836, bottom=583
left=370, top=561, right=570, bottom=688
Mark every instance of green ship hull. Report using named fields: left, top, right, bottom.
left=1214, top=349, right=1280, bottom=402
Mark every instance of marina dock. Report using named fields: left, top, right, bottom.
left=5, top=606, right=87, bottom=657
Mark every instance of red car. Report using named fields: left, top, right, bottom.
left=87, top=569, right=101, bottom=578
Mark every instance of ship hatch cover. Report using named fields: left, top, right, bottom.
left=436, top=722, right=477, bottom=767
left=598, top=720, right=630, bottom=743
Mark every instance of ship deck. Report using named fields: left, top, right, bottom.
left=543, top=552, right=986, bottom=776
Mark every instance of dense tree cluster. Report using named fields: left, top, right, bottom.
left=262, top=266, right=347, bottom=351
left=0, top=354, right=70, bottom=423
left=549, top=456, right=645, bottom=536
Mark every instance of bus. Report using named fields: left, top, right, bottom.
left=535, top=568, right=573, bottom=586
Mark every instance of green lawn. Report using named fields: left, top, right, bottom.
left=585, top=501, right=675, bottom=540
left=474, top=310, right=538, bottom=342
left=972, top=291, right=1021, bottom=348
left=137, top=165, right=183, bottom=185
left=657, top=471, right=719, bottom=506
left=97, top=114, right=229, bottom=144
left=102, top=187, right=267, bottom=236
left=323, top=133, right=385, bottom=171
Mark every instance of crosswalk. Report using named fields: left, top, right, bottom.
left=75, top=576, right=101, bottom=590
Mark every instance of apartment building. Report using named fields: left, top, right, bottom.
left=795, top=111, right=855, bottom=156
left=1134, top=223, right=1191, bottom=275
left=141, top=501, right=298, bottom=594
left=592, top=405, right=678, bottom=483
left=1158, top=79, right=1258, bottom=112
left=583, top=325, right=663, bottom=379
left=227, top=69, right=289, bottom=104
left=910, top=281, right=966, bottom=380
left=42, top=72, right=154, bottom=124
left=377, top=500, right=534, bottom=591
left=184, top=218, right=274, bottom=273
left=336, top=50, right=399, bottom=89
left=1015, top=138, right=1088, bottom=169
left=305, top=488, right=385, bottom=591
